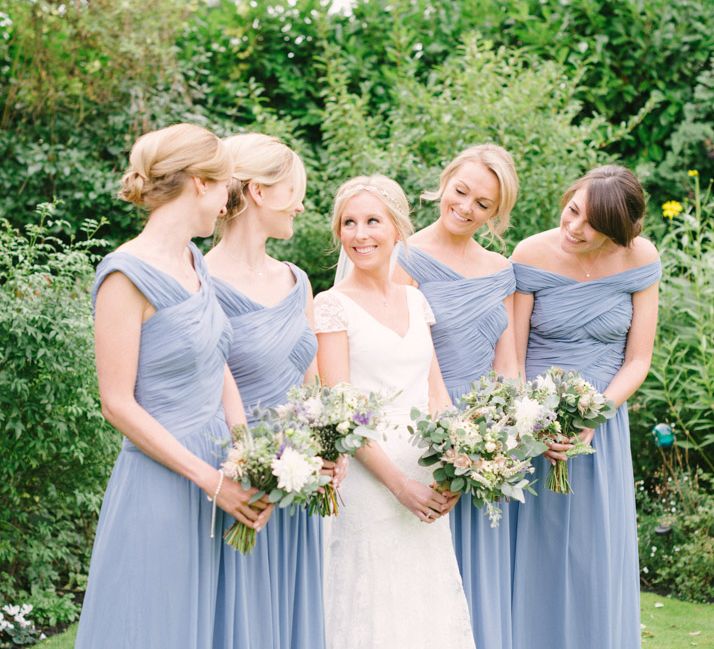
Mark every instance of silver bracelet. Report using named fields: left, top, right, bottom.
left=208, top=469, right=225, bottom=539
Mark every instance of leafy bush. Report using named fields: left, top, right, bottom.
left=1, top=0, right=190, bottom=127
left=638, top=465, right=714, bottom=603
left=649, top=63, right=714, bottom=198
left=0, top=205, right=118, bottom=622
left=631, top=172, right=714, bottom=479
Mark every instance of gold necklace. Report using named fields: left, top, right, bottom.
left=573, top=246, right=604, bottom=278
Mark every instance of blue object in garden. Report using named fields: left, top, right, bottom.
left=652, top=423, right=675, bottom=448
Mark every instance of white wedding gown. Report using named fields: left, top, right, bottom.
left=314, top=286, right=476, bottom=649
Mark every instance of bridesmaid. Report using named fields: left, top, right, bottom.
left=393, top=143, right=520, bottom=649
left=76, top=123, right=271, bottom=649
left=206, top=133, right=336, bottom=649
left=510, top=165, right=660, bottom=649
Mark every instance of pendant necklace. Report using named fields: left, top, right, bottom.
left=574, top=246, right=604, bottom=279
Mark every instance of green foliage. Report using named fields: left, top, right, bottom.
left=1, top=0, right=191, bottom=127
left=631, top=173, right=714, bottom=477
left=650, top=64, right=714, bottom=198
left=0, top=204, right=118, bottom=619
left=638, top=467, right=714, bottom=603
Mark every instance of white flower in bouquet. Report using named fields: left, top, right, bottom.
left=303, top=397, right=324, bottom=421
left=222, top=460, right=239, bottom=480
left=577, top=392, right=593, bottom=415
left=514, top=396, right=544, bottom=435
left=274, top=403, right=294, bottom=419
left=272, top=447, right=322, bottom=493
left=536, top=373, right=557, bottom=395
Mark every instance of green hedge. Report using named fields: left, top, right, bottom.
left=0, top=207, right=118, bottom=624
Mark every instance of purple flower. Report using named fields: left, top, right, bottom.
left=276, top=442, right=287, bottom=459
left=353, top=412, right=371, bottom=426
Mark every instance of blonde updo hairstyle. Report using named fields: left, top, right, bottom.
left=218, top=133, right=306, bottom=233
left=422, top=143, right=519, bottom=237
left=119, top=123, right=231, bottom=210
left=331, top=175, right=414, bottom=247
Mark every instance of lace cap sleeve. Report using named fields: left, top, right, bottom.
left=314, top=290, right=349, bottom=333
left=411, top=287, right=436, bottom=326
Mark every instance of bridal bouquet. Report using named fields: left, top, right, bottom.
left=222, top=417, right=328, bottom=553
left=408, top=403, right=540, bottom=527
left=275, top=382, right=386, bottom=516
left=460, top=373, right=550, bottom=462
left=528, top=367, right=616, bottom=494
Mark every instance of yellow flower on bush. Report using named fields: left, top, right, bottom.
left=662, top=200, right=683, bottom=219
left=688, top=170, right=699, bottom=177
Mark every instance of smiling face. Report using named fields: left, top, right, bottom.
left=338, top=191, right=398, bottom=272
left=559, top=186, right=611, bottom=253
left=438, top=160, right=500, bottom=237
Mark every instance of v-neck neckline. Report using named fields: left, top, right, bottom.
left=212, top=262, right=299, bottom=310
left=334, top=287, right=412, bottom=340
left=112, top=244, right=203, bottom=297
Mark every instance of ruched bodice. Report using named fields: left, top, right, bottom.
left=212, top=263, right=317, bottom=422
left=77, top=243, right=234, bottom=649
left=398, top=244, right=516, bottom=401
left=511, top=258, right=661, bottom=649
left=514, top=261, right=662, bottom=384
left=92, top=244, right=232, bottom=442
left=211, top=263, right=323, bottom=649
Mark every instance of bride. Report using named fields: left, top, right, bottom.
left=314, top=175, right=476, bottom=648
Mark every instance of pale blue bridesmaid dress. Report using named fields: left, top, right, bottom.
left=211, top=263, right=324, bottom=649
left=511, top=261, right=661, bottom=649
left=397, top=244, right=517, bottom=649
left=76, top=244, right=233, bottom=649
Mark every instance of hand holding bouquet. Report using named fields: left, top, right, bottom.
left=528, top=367, right=616, bottom=494
left=222, top=418, right=328, bottom=553
left=409, top=403, right=539, bottom=527
left=275, top=382, right=386, bottom=516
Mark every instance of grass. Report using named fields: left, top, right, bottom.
left=39, top=624, right=76, bottom=649
left=640, top=592, right=714, bottom=648
left=38, top=594, right=714, bottom=648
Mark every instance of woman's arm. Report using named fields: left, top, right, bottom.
left=303, top=280, right=319, bottom=384
left=513, top=291, right=534, bottom=382
left=427, top=351, right=452, bottom=415
left=222, top=366, right=247, bottom=431
left=493, top=293, right=519, bottom=379
left=95, top=272, right=267, bottom=529
left=603, top=281, right=660, bottom=407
